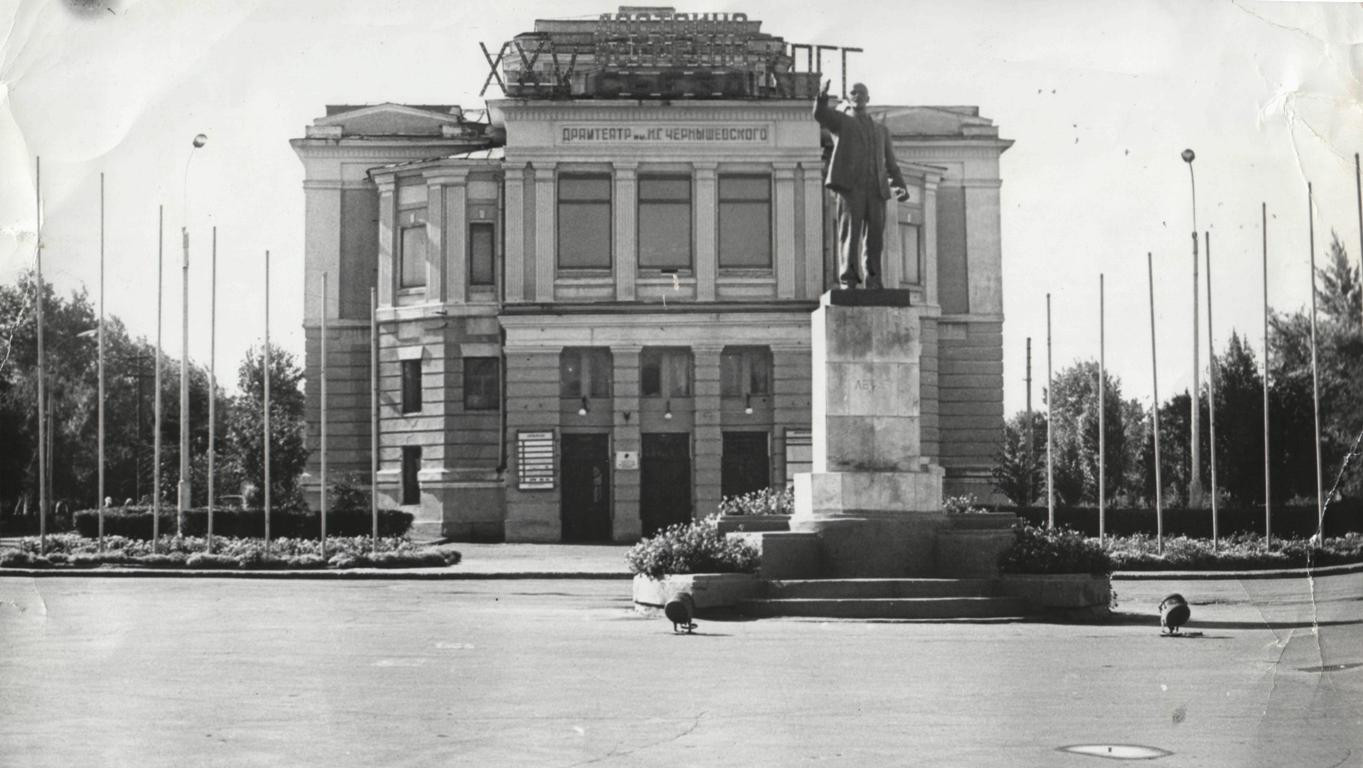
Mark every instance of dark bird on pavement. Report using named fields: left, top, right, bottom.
left=664, top=593, right=697, bottom=634
left=1159, top=593, right=1191, bottom=635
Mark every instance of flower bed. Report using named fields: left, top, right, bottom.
left=0, top=533, right=460, bottom=570
left=71, top=507, right=414, bottom=540
left=625, top=515, right=759, bottom=578
left=1105, top=532, right=1363, bottom=571
left=998, top=525, right=1115, bottom=577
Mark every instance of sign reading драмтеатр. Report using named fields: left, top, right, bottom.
left=557, top=124, right=772, bottom=145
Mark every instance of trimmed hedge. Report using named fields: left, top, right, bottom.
left=998, top=525, right=1115, bottom=577
left=1007, top=499, right=1363, bottom=539
left=72, top=507, right=413, bottom=540
left=1, top=533, right=461, bottom=570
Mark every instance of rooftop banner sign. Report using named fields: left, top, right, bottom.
left=557, top=123, right=772, bottom=145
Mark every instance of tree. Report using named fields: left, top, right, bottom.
left=1212, top=332, right=1267, bottom=505
left=1046, top=361, right=1134, bottom=505
left=993, top=410, right=1046, bottom=505
left=224, top=346, right=309, bottom=510
left=0, top=270, right=231, bottom=512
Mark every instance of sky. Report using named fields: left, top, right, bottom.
left=2, top=0, right=1361, bottom=417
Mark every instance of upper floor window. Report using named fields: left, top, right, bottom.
left=720, top=346, right=772, bottom=397
left=718, top=175, right=771, bottom=268
left=641, top=347, right=692, bottom=398
left=470, top=221, right=496, bottom=287
left=560, top=347, right=613, bottom=398
left=558, top=175, right=612, bottom=269
left=398, top=182, right=428, bottom=289
left=463, top=357, right=500, bottom=411
left=638, top=176, right=692, bottom=270
left=401, top=359, right=422, bottom=414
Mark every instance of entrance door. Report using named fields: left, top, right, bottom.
left=561, top=433, right=611, bottom=542
left=721, top=431, right=770, bottom=498
left=641, top=433, right=692, bottom=537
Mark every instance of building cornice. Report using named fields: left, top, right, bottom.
left=492, top=100, right=814, bottom=122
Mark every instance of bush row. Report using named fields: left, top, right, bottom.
left=71, top=507, right=413, bottom=540
left=1007, top=500, right=1363, bottom=539
left=626, top=515, right=759, bottom=578
left=1104, top=532, right=1363, bottom=571
left=2, top=533, right=460, bottom=570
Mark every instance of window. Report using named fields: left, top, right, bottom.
left=401, top=446, right=421, bottom=505
left=720, top=346, right=772, bottom=397
left=397, top=183, right=428, bottom=289
left=641, top=348, right=692, bottom=398
left=558, top=175, right=612, bottom=269
left=401, top=359, right=422, bottom=414
left=470, top=221, right=495, bottom=287
left=560, top=348, right=613, bottom=398
left=463, top=357, right=500, bottom=411
left=638, top=176, right=692, bottom=269
left=718, top=175, right=771, bottom=268
left=900, top=222, right=921, bottom=285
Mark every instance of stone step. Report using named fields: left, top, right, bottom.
left=741, top=596, right=1030, bottom=620
left=765, top=578, right=999, bottom=600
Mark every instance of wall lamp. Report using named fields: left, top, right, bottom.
left=744, top=393, right=754, bottom=415
left=664, top=400, right=673, bottom=420
left=578, top=397, right=589, bottom=416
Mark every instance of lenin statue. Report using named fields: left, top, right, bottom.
left=813, top=80, right=909, bottom=289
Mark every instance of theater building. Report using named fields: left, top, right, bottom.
left=290, top=7, right=1011, bottom=542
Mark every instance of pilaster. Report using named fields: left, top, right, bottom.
left=534, top=164, right=557, bottom=303
left=503, top=162, right=527, bottom=302
left=774, top=162, right=798, bottom=299
left=693, top=343, right=724, bottom=520
left=801, top=164, right=825, bottom=300
left=694, top=163, right=718, bottom=302
left=923, top=178, right=939, bottom=308
left=376, top=178, right=396, bottom=306
left=612, top=345, right=643, bottom=541
left=614, top=162, right=638, bottom=302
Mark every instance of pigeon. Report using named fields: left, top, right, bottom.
left=1159, top=593, right=1191, bottom=635
left=664, top=593, right=697, bottom=634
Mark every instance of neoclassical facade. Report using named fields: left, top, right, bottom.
left=291, top=9, right=1010, bottom=542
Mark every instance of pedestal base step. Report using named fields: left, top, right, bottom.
left=740, top=596, right=1029, bottom=620
left=766, top=578, right=999, bottom=600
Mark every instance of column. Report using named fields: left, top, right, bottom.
left=612, top=345, right=643, bottom=541
left=694, top=162, right=718, bottom=302
left=429, top=168, right=469, bottom=304
left=801, top=164, right=825, bottom=299
left=534, top=164, right=556, bottom=303
left=692, top=343, right=724, bottom=521
left=614, top=162, right=638, bottom=302
left=922, top=178, right=940, bottom=308
left=503, top=162, right=527, bottom=302
left=774, top=162, right=798, bottom=299
left=375, top=177, right=396, bottom=306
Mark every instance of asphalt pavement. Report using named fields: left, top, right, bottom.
left=2, top=570, right=1360, bottom=767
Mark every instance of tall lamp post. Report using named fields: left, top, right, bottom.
left=1181, top=149, right=1203, bottom=508
left=178, top=133, right=207, bottom=535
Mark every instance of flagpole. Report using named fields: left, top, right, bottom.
left=153, top=205, right=164, bottom=552
left=264, top=250, right=272, bottom=553
left=1148, top=252, right=1164, bottom=556
left=35, top=157, right=47, bottom=555
left=371, top=286, right=379, bottom=554
left=98, top=172, right=106, bottom=550
left=1046, top=292, right=1054, bottom=530
left=1307, top=184, right=1324, bottom=538
left=1262, top=203, right=1272, bottom=546
left=1098, top=273, right=1106, bottom=544
left=320, top=271, right=329, bottom=559
left=207, top=226, right=217, bottom=550
left=1205, top=232, right=1219, bottom=545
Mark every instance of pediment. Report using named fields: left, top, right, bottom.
left=312, top=103, right=465, bottom=137
left=870, top=106, right=998, bottom=139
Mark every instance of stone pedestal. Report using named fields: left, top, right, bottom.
left=792, top=290, right=946, bottom=577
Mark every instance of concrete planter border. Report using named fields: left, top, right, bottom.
left=715, top=515, right=792, bottom=534
left=632, top=572, right=763, bottom=612
left=999, top=573, right=1112, bottom=610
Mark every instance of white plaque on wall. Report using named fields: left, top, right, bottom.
left=517, top=431, right=556, bottom=490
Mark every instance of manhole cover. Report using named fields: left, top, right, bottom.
left=1296, top=662, right=1363, bottom=673
left=1058, top=744, right=1173, bottom=760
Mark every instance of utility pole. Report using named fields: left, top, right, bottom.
left=1182, top=149, right=1203, bottom=508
